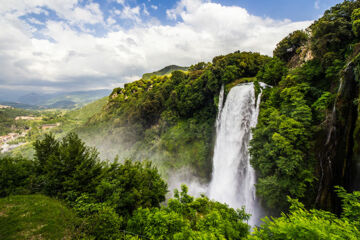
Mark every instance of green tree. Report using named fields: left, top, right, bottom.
left=273, top=30, right=308, bottom=62
left=0, top=156, right=35, bottom=197
left=127, top=185, right=250, bottom=239
left=352, top=8, right=360, bottom=37
left=250, top=81, right=315, bottom=210
left=250, top=197, right=360, bottom=239
left=335, top=186, right=360, bottom=229
left=73, top=194, right=124, bottom=240
left=256, top=57, right=288, bottom=85
left=310, top=1, right=360, bottom=58
left=95, top=159, right=168, bottom=217
left=34, top=132, right=103, bottom=201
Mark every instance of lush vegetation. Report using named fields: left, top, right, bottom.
left=1, top=132, right=360, bottom=239
left=249, top=0, right=360, bottom=212
left=251, top=190, right=360, bottom=239
left=3, top=1, right=360, bottom=239
left=80, top=51, right=270, bottom=179
left=0, top=133, right=250, bottom=239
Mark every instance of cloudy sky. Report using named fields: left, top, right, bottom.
left=0, top=0, right=342, bottom=93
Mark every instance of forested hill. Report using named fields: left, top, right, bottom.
left=142, top=65, right=189, bottom=80
left=251, top=0, right=360, bottom=213
left=77, top=0, right=360, bottom=215
left=78, top=52, right=270, bottom=179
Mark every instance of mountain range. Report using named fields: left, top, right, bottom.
left=0, top=89, right=111, bottom=109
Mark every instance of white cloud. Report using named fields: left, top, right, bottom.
left=27, top=17, right=45, bottom=25
left=0, top=0, right=103, bottom=27
left=69, top=3, right=103, bottom=25
left=151, top=5, right=158, bottom=10
left=0, top=0, right=78, bottom=19
left=119, top=6, right=141, bottom=22
left=0, top=0, right=312, bottom=92
left=116, top=0, right=125, bottom=5
left=143, top=4, right=150, bottom=16
left=315, top=0, right=320, bottom=9
left=107, top=17, right=116, bottom=25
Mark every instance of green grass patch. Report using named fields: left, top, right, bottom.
left=0, top=195, right=82, bottom=240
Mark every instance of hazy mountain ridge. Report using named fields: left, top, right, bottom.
left=0, top=89, right=111, bottom=109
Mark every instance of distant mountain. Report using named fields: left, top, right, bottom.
left=47, top=100, right=76, bottom=109
left=17, top=93, right=52, bottom=106
left=0, top=101, right=40, bottom=110
left=15, top=89, right=111, bottom=109
left=142, top=65, right=188, bottom=79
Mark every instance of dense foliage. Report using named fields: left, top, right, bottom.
left=3, top=1, right=360, bottom=239
left=128, top=185, right=249, bottom=239
left=33, top=133, right=103, bottom=200
left=250, top=0, right=360, bottom=212
left=2, top=141, right=360, bottom=239
left=310, top=1, right=360, bottom=59
left=80, top=51, right=270, bottom=179
left=0, top=156, right=35, bottom=197
left=251, top=193, right=360, bottom=239
left=256, top=57, right=288, bottom=86
left=273, top=30, right=308, bottom=62
left=1, top=133, right=251, bottom=239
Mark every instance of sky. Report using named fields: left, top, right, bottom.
left=0, top=0, right=343, bottom=93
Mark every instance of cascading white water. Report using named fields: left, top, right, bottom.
left=208, top=82, right=264, bottom=226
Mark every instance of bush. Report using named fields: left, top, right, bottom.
left=0, top=156, right=35, bottom=197
left=250, top=193, right=360, bottom=239
left=256, top=57, right=288, bottom=85
left=34, top=133, right=103, bottom=201
left=127, top=185, right=250, bottom=239
left=73, top=194, right=123, bottom=240
left=96, top=159, right=168, bottom=217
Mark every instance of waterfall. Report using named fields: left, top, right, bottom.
left=208, top=82, right=264, bottom=226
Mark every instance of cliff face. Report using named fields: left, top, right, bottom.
left=351, top=57, right=360, bottom=192
left=316, top=59, right=360, bottom=211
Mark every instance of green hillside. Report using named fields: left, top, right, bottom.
left=77, top=52, right=269, bottom=178
left=0, top=195, right=81, bottom=240
left=6, top=97, right=108, bottom=159
left=142, top=65, right=188, bottom=80
left=65, top=97, right=108, bottom=122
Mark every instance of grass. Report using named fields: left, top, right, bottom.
left=0, top=195, right=82, bottom=240
left=65, top=96, right=107, bottom=122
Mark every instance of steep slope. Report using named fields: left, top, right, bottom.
left=78, top=52, right=270, bottom=179
left=250, top=0, right=360, bottom=213
left=65, top=97, right=108, bottom=122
